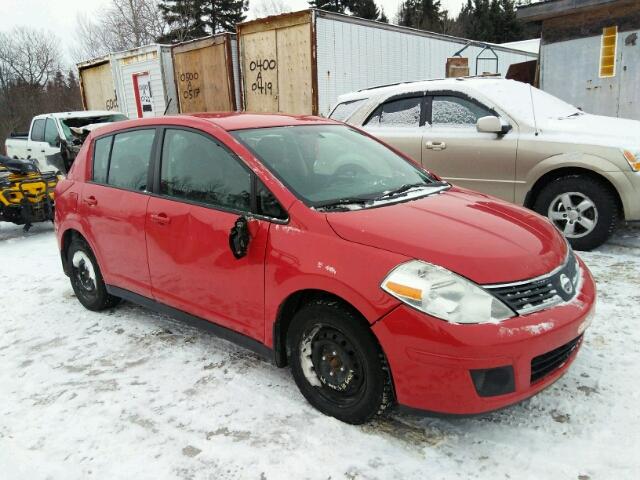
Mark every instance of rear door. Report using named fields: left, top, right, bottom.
left=145, top=127, right=270, bottom=341
left=79, top=128, right=157, bottom=297
left=362, top=95, right=426, bottom=163
left=421, top=93, right=518, bottom=201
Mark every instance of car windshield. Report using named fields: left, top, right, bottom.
left=232, top=125, right=445, bottom=208
left=59, top=114, right=128, bottom=140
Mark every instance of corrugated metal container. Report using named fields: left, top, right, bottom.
left=237, top=9, right=538, bottom=116
left=111, top=44, right=178, bottom=118
left=77, top=56, right=119, bottom=112
left=172, top=33, right=242, bottom=113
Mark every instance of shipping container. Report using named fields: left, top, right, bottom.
left=77, top=56, right=119, bottom=112
left=237, top=9, right=538, bottom=116
left=111, top=44, right=178, bottom=119
left=172, top=33, right=241, bottom=113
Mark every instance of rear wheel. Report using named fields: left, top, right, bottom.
left=533, top=175, right=619, bottom=251
left=68, top=238, right=120, bottom=311
left=288, top=300, right=392, bottom=424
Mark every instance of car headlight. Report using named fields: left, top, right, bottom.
left=381, top=260, right=515, bottom=324
left=622, top=149, right=640, bottom=171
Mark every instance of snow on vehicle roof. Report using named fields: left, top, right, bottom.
left=34, top=111, right=124, bottom=120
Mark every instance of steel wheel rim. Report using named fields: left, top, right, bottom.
left=72, top=251, right=97, bottom=292
left=299, top=324, right=366, bottom=407
left=548, top=192, right=598, bottom=239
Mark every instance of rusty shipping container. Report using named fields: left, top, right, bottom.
left=237, top=9, right=537, bottom=116
left=172, top=33, right=242, bottom=113
left=77, top=56, right=119, bottom=112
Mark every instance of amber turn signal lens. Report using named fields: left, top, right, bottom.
left=384, top=281, right=422, bottom=301
left=623, top=150, right=640, bottom=171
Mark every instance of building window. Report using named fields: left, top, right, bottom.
left=600, top=26, right=617, bottom=78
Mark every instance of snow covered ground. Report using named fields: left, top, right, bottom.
left=0, top=222, right=638, bottom=480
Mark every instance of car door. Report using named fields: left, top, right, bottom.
left=422, top=93, right=518, bottom=202
left=79, top=128, right=156, bottom=297
left=28, top=117, right=61, bottom=170
left=145, top=127, right=270, bottom=342
left=27, top=118, right=46, bottom=166
left=362, top=95, right=425, bottom=163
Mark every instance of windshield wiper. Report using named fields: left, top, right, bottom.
left=374, top=181, right=448, bottom=201
left=314, top=196, right=373, bottom=211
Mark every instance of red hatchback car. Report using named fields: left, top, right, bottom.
left=55, top=114, right=595, bottom=424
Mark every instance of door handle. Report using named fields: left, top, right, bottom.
left=26, top=148, right=32, bottom=152
left=83, top=196, right=98, bottom=206
left=150, top=213, right=171, bottom=225
left=425, top=141, right=447, bottom=151
left=41, top=150, right=46, bottom=153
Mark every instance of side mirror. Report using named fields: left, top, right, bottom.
left=477, top=116, right=512, bottom=135
left=229, top=216, right=251, bottom=259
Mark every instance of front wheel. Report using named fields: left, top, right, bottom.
left=288, top=300, right=392, bottom=424
left=533, top=176, right=619, bottom=251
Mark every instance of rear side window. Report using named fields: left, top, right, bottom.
left=329, top=99, right=367, bottom=122
left=92, top=136, right=112, bottom=183
left=31, top=119, right=45, bottom=142
left=44, top=119, right=58, bottom=146
left=365, top=97, right=422, bottom=128
left=107, top=129, right=155, bottom=191
left=160, top=129, right=251, bottom=212
left=432, top=96, right=493, bottom=125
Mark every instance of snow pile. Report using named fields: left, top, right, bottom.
left=0, top=222, right=638, bottom=479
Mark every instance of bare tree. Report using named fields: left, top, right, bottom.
left=0, top=28, right=61, bottom=86
left=71, top=0, right=167, bottom=63
left=252, top=0, right=293, bottom=18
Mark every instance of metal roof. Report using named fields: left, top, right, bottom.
left=517, top=0, right=634, bottom=22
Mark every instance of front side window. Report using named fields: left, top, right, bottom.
left=107, top=129, right=155, bottom=191
left=44, top=119, right=58, bottom=146
left=431, top=96, right=493, bottom=125
left=160, top=129, right=251, bottom=212
left=31, top=119, right=45, bottom=142
left=329, top=99, right=367, bottom=122
left=232, top=125, right=439, bottom=207
left=92, top=136, right=112, bottom=183
left=365, top=97, right=422, bottom=128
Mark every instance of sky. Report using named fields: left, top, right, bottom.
left=0, top=0, right=468, bottom=65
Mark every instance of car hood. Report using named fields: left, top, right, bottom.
left=544, top=113, right=640, bottom=146
left=325, top=188, right=568, bottom=285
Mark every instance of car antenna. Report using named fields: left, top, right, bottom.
left=529, top=84, right=539, bottom=136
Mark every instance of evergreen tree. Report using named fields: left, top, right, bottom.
left=159, top=0, right=248, bottom=42
left=378, top=7, right=389, bottom=23
left=349, top=0, right=379, bottom=20
left=308, top=0, right=349, bottom=14
left=396, top=0, right=445, bottom=33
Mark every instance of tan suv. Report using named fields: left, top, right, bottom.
left=331, top=78, right=640, bottom=250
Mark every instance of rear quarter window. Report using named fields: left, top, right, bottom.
left=329, top=99, right=367, bottom=122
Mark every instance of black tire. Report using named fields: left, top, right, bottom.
left=288, top=299, right=392, bottom=424
left=533, top=175, right=619, bottom=251
left=68, top=237, right=120, bottom=311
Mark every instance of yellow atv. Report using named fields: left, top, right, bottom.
left=0, top=155, right=58, bottom=231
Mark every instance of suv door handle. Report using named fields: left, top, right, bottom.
left=150, top=213, right=171, bottom=225
left=425, top=141, right=447, bottom=151
left=83, top=196, right=98, bottom=206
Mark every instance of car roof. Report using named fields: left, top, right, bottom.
left=88, top=112, right=340, bottom=136
left=336, top=76, right=507, bottom=103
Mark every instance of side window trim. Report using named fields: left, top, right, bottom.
left=152, top=126, right=288, bottom=223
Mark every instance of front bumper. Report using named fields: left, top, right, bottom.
left=372, top=257, right=596, bottom=415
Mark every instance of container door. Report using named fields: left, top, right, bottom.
left=81, top=62, right=118, bottom=111
left=242, top=30, right=279, bottom=112
left=617, top=30, right=640, bottom=120
left=276, top=23, right=313, bottom=115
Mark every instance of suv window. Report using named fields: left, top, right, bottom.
left=107, top=129, right=155, bottom=191
left=160, top=129, right=251, bottom=212
left=365, top=97, right=422, bottom=128
left=432, top=96, right=493, bottom=125
left=329, top=99, right=367, bottom=122
left=44, top=118, right=58, bottom=146
left=31, top=119, right=45, bottom=142
left=93, top=136, right=112, bottom=183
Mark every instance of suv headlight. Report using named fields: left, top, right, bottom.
left=622, top=149, right=640, bottom=171
left=381, top=260, right=515, bottom=324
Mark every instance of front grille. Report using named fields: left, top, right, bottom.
left=485, top=252, right=579, bottom=315
left=530, top=335, right=582, bottom=384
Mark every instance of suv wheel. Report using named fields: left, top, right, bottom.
left=68, top=238, right=120, bottom=311
left=534, top=175, right=619, bottom=251
left=288, top=300, right=392, bottom=424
